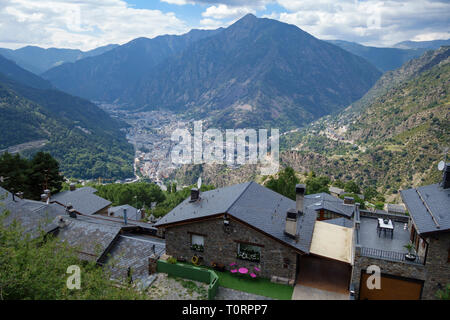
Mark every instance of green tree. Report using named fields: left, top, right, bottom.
left=305, top=175, right=331, bottom=195
left=28, top=152, right=64, bottom=199
left=265, top=167, right=299, bottom=200
left=0, top=213, right=146, bottom=300
left=363, top=186, right=378, bottom=201
left=344, top=181, right=361, bottom=194
left=333, top=179, right=345, bottom=189
left=0, top=152, right=29, bottom=196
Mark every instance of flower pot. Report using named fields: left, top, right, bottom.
left=405, top=253, right=417, bottom=261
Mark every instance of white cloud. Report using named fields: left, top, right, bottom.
left=162, top=0, right=272, bottom=6
left=0, top=0, right=189, bottom=50
left=275, top=0, right=450, bottom=46
left=202, top=4, right=256, bottom=20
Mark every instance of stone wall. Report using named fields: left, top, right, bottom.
left=164, top=216, right=299, bottom=282
left=421, top=232, right=450, bottom=299
left=352, top=232, right=450, bottom=300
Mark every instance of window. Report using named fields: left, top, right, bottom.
left=237, top=243, right=261, bottom=262
left=190, top=234, right=204, bottom=252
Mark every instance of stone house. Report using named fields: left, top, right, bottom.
left=351, top=163, right=450, bottom=300
left=155, top=182, right=354, bottom=290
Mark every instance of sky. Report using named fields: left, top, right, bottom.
left=0, top=0, right=448, bottom=51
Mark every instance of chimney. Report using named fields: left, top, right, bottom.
left=41, top=193, right=48, bottom=202
left=123, top=208, right=128, bottom=225
left=44, top=189, right=51, bottom=203
left=69, top=209, right=77, bottom=218
left=190, top=188, right=200, bottom=202
left=295, top=184, right=306, bottom=213
left=69, top=183, right=76, bottom=191
left=443, top=163, right=450, bottom=189
left=284, top=208, right=298, bottom=239
left=56, top=216, right=68, bottom=228
left=344, top=196, right=354, bottom=205
left=65, top=203, right=77, bottom=218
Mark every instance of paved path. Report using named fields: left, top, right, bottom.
left=215, top=287, right=273, bottom=300
left=292, top=284, right=349, bottom=300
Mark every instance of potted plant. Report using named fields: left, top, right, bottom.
left=404, top=243, right=417, bottom=261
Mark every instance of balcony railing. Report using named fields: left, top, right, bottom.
left=359, top=247, right=425, bottom=265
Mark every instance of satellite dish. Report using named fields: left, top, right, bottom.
left=438, top=161, right=445, bottom=171
left=197, top=177, right=202, bottom=189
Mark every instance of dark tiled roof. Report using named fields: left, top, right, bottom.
left=103, top=234, right=165, bottom=281
left=155, top=182, right=317, bottom=253
left=304, top=192, right=355, bottom=218
left=323, top=217, right=353, bottom=228
left=401, top=183, right=450, bottom=235
left=51, top=187, right=111, bottom=215
left=109, top=204, right=140, bottom=221
left=54, top=215, right=121, bottom=262
left=0, top=186, right=65, bottom=238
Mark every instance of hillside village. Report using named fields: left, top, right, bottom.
left=1, top=159, right=448, bottom=300
left=0, top=5, right=449, bottom=304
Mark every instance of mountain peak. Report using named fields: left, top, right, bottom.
left=234, top=13, right=258, bottom=25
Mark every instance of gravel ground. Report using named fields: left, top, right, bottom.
left=147, top=273, right=208, bottom=300
left=214, top=287, right=274, bottom=300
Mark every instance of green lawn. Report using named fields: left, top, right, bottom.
left=198, top=265, right=293, bottom=300
left=214, top=269, right=293, bottom=300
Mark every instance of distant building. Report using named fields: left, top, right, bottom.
left=109, top=204, right=143, bottom=221
left=329, top=186, right=345, bottom=197
left=384, top=203, right=407, bottom=214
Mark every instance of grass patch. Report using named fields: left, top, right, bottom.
left=207, top=268, right=293, bottom=300
left=172, top=262, right=293, bottom=300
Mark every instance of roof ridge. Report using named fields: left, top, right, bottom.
left=226, top=181, right=254, bottom=213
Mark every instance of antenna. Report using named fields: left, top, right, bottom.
left=197, top=177, right=202, bottom=190
left=438, top=161, right=445, bottom=171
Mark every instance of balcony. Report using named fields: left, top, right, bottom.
left=356, top=216, right=425, bottom=266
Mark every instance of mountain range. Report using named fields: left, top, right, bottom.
left=0, top=44, right=118, bottom=74
left=394, top=39, right=450, bottom=50
left=42, top=14, right=381, bottom=130
left=327, top=40, right=426, bottom=72
left=280, top=46, right=450, bottom=199
left=0, top=54, right=134, bottom=179
left=171, top=46, right=450, bottom=199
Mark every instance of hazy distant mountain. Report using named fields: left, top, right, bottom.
left=44, top=14, right=381, bottom=130
left=0, top=44, right=119, bottom=74
left=394, top=39, right=450, bottom=50
left=328, top=40, right=425, bottom=72
left=0, top=54, right=133, bottom=179
left=0, top=54, right=53, bottom=90
left=43, top=28, right=223, bottom=103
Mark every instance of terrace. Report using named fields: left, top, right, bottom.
left=356, top=214, right=425, bottom=265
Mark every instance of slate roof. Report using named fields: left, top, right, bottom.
left=401, top=183, right=450, bottom=235
left=109, top=204, right=140, bottom=221
left=0, top=186, right=65, bottom=238
left=103, top=234, right=165, bottom=281
left=323, top=217, right=354, bottom=228
left=155, top=181, right=318, bottom=254
left=304, top=192, right=355, bottom=218
left=54, top=214, right=122, bottom=262
left=50, top=187, right=111, bottom=215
